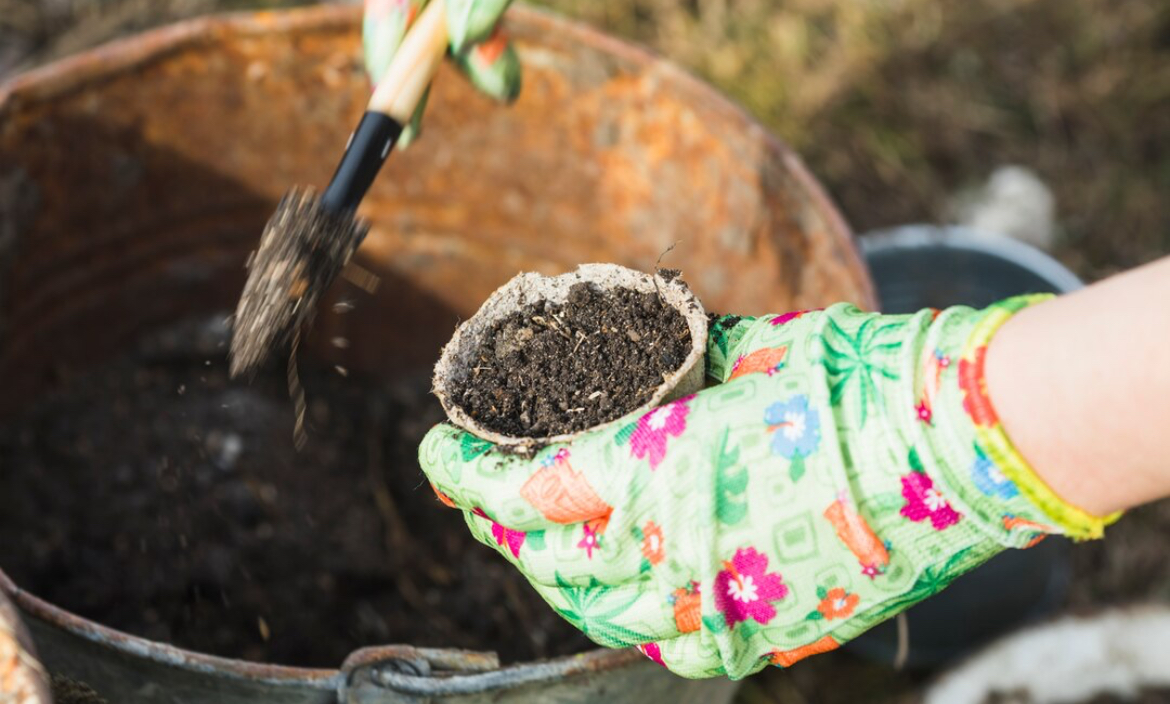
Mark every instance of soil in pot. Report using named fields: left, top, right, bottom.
left=0, top=317, right=590, bottom=667
left=452, top=281, right=692, bottom=438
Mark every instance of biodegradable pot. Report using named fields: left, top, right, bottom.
left=434, top=264, right=707, bottom=450
left=0, top=4, right=873, bottom=702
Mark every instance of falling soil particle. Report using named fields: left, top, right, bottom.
left=229, top=188, right=366, bottom=379
left=0, top=317, right=590, bottom=667
left=452, top=282, right=692, bottom=437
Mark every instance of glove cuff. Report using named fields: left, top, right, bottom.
left=920, top=295, right=1121, bottom=543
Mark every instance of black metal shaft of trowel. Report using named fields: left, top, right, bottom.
left=320, top=111, right=405, bottom=214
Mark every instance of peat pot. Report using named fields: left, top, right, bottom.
left=0, top=5, right=873, bottom=703
left=433, top=264, right=709, bottom=451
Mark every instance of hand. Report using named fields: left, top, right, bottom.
left=363, top=0, right=520, bottom=147
left=419, top=299, right=1115, bottom=679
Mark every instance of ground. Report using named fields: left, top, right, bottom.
left=2, top=1, right=1168, bottom=702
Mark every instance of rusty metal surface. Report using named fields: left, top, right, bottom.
left=6, top=558, right=711, bottom=701
left=1, top=587, right=49, bottom=704
left=0, top=570, right=337, bottom=683
left=0, top=3, right=872, bottom=702
left=0, top=2, right=873, bottom=405
left=339, top=643, right=715, bottom=704
left=8, top=561, right=728, bottom=704
left=8, top=567, right=692, bottom=703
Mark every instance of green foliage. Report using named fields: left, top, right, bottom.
left=862, top=545, right=996, bottom=624
left=788, top=454, right=806, bottom=483
left=820, top=317, right=902, bottom=427
left=714, top=428, right=748, bottom=525
left=908, top=446, right=924, bottom=473
left=553, top=573, right=649, bottom=648
left=702, top=613, right=728, bottom=634
left=460, top=433, right=494, bottom=461
left=614, top=422, right=637, bottom=447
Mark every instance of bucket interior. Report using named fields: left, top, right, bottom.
left=0, top=5, right=872, bottom=671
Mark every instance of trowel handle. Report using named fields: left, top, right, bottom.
left=367, top=0, right=449, bottom=122
left=320, top=0, right=449, bottom=213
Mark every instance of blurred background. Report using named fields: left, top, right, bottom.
left=2, top=1, right=1168, bottom=702
left=3, top=0, right=1168, bottom=282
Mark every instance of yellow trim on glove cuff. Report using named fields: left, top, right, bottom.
left=963, top=294, right=1121, bottom=540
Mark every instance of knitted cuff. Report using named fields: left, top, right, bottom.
left=919, top=295, right=1120, bottom=545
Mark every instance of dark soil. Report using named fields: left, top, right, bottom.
left=0, top=316, right=590, bottom=667
left=229, top=188, right=367, bottom=378
left=452, top=283, right=692, bottom=437
left=50, top=675, right=108, bottom=704
left=709, top=314, right=742, bottom=331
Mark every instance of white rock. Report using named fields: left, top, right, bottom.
left=926, top=605, right=1170, bottom=704
left=950, top=165, right=1057, bottom=251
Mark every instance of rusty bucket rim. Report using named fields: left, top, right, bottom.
left=0, top=3, right=874, bottom=310
left=0, top=567, right=339, bottom=687
left=1, top=567, right=645, bottom=691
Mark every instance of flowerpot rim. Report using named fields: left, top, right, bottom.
left=433, top=263, right=708, bottom=451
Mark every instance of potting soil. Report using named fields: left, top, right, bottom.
left=0, top=318, right=590, bottom=667
left=50, top=675, right=108, bottom=704
left=452, top=282, right=692, bottom=437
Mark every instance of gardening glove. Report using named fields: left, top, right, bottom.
left=1, top=590, right=49, bottom=704
left=363, top=0, right=520, bottom=147
left=418, top=297, right=1120, bottom=680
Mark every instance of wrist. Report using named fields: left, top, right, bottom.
left=922, top=296, right=1120, bottom=542
left=984, top=287, right=1166, bottom=517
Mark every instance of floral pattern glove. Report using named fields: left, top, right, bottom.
left=363, top=0, right=521, bottom=147
left=418, top=298, right=1120, bottom=680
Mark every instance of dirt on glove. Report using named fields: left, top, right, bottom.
left=0, top=317, right=590, bottom=667
left=451, top=281, right=692, bottom=438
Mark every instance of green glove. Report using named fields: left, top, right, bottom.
left=363, top=0, right=521, bottom=147
left=419, top=298, right=1119, bottom=679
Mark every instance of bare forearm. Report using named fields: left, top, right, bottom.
left=985, top=256, right=1170, bottom=516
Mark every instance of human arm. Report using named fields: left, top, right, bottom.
left=987, top=255, right=1170, bottom=516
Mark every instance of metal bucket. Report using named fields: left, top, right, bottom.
left=0, top=5, right=874, bottom=701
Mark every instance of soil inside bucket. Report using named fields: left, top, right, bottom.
left=0, top=316, right=590, bottom=667
left=452, top=282, right=692, bottom=438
